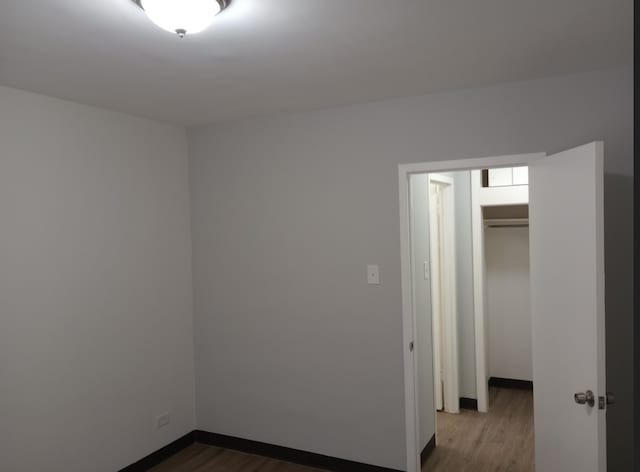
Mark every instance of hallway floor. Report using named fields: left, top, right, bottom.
left=424, top=386, right=534, bottom=471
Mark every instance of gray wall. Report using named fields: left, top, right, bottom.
left=0, top=86, right=196, bottom=472
left=451, top=171, right=477, bottom=399
left=188, top=66, right=633, bottom=471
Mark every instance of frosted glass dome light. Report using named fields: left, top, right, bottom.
left=136, top=0, right=229, bottom=37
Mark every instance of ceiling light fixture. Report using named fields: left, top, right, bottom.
left=134, top=0, right=230, bottom=38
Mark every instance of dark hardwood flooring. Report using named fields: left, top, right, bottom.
left=149, top=443, right=323, bottom=472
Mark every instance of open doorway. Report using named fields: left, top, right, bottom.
left=471, top=167, right=532, bottom=413
left=416, top=167, right=534, bottom=470
left=399, top=144, right=607, bottom=472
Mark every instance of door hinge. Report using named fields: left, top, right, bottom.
left=409, top=341, right=414, bottom=352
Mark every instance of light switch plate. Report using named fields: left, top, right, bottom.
left=367, top=264, right=380, bottom=285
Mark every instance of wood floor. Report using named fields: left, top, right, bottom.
left=149, top=443, right=324, bottom=472
left=424, top=387, right=534, bottom=472
left=151, top=387, right=533, bottom=472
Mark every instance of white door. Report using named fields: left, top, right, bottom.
left=529, top=142, right=606, bottom=471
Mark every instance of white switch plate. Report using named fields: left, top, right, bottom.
left=156, top=412, right=170, bottom=429
left=367, top=264, right=380, bottom=285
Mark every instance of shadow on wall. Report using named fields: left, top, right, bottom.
left=603, top=172, right=633, bottom=472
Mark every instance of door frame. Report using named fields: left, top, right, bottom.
left=399, top=152, right=545, bottom=472
left=427, top=173, right=459, bottom=414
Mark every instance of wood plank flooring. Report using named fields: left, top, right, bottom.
left=424, top=387, right=534, bottom=471
left=149, top=443, right=324, bottom=472
left=150, top=387, right=533, bottom=472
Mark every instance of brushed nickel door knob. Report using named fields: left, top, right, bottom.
left=574, top=390, right=595, bottom=407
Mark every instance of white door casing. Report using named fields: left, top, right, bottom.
left=429, top=182, right=444, bottom=412
left=470, top=170, right=489, bottom=412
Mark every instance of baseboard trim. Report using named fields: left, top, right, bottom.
left=118, top=431, right=195, bottom=472
left=459, top=397, right=478, bottom=410
left=420, top=434, right=436, bottom=466
left=118, top=429, right=405, bottom=472
left=194, top=430, right=403, bottom=472
left=489, top=377, right=533, bottom=390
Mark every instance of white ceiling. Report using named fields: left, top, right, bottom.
left=0, top=0, right=632, bottom=126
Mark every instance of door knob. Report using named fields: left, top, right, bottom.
left=574, top=390, right=595, bottom=407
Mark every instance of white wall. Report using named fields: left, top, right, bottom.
left=188, top=66, right=633, bottom=470
left=410, top=174, right=436, bottom=452
left=0, top=86, right=196, bottom=472
left=485, top=226, right=532, bottom=381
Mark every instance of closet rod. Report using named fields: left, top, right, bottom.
left=483, top=218, right=529, bottom=228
